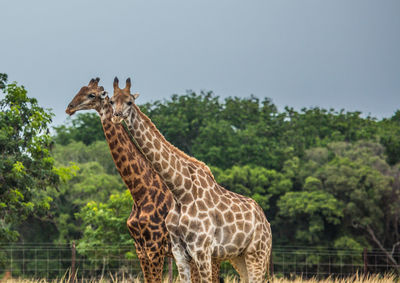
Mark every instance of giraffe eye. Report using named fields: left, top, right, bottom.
left=127, top=101, right=132, bottom=106
left=109, top=100, right=114, bottom=105
left=88, top=93, right=95, bottom=98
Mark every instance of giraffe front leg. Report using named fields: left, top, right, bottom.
left=144, top=242, right=167, bottom=283
left=145, top=254, right=164, bottom=283
left=128, top=212, right=155, bottom=282
left=171, top=243, right=191, bottom=283
left=166, top=203, right=191, bottom=282
left=134, top=242, right=154, bottom=283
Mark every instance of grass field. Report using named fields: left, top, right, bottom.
left=1, top=273, right=397, bottom=283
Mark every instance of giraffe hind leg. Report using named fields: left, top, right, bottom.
left=190, top=259, right=201, bottom=283
left=192, top=254, right=213, bottom=283
left=191, top=259, right=221, bottom=283
left=211, top=259, right=222, bottom=283
left=245, top=251, right=268, bottom=283
left=229, top=255, right=249, bottom=283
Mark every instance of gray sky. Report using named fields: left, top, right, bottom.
left=2, top=0, right=399, bottom=126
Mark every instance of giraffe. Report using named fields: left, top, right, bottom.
left=110, top=77, right=272, bottom=283
left=65, top=78, right=222, bottom=283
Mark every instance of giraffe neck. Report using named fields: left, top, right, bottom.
left=125, top=104, right=216, bottom=201
left=98, top=98, right=113, bottom=121
left=97, top=100, right=161, bottom=204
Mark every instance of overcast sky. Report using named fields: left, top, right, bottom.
left=2, top=0, right=399, bottom=126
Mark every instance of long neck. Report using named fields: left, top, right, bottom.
left=125, top=104, right=216, bottom=202
left=98, top=99, right=113, bottom=122
left=97, top=101, right=166, bottom=204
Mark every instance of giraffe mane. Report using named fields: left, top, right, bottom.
left=133, top=104, right=216, bottom=181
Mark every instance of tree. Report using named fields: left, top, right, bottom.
left=220, top=95, right=263, bottom=130
left=76, top=190, right=135, bottom=273
left=0, top=74, right=59, bottom=242
left=378, top=112, right=400, bottom=165
left=52, top=140, right=118, bottom=175
left=141, top=91, right=221, bottom=155
left=295, top=141, right=400, bottom=266
left=212, top=165, right=292, bottom=211
left=277, top=190, right=343, bottom=244
left=48, top=161, right=124, bottom=243
left=47, top=89, right=400, bottom=265
left=53, top=113, right=104, bottom=146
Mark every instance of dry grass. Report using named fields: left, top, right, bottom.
left=1, top=273, right=397, bottom=283
left=271, top=273, right=397, bottom=283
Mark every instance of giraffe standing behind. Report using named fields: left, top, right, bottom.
left=65, top=78, right=221, bottom=283
left=111, top=77, right=272, bottom=283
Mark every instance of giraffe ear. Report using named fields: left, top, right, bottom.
left=100, top=91, right=108, bottom=99
left=99, top=86, right=107, bottom=99
left=132, top=93, right=139, bottom=100
left=113, top=77, right=119, bottom=90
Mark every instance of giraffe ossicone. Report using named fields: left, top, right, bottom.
left=110, top=77, right=272, bottom=283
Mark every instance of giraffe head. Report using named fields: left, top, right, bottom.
left=110, top=76, right=139, bottom=124
left=66, top=77, right=108, bottom=115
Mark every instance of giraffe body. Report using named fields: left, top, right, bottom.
left=111, top=78, right=272, bottom=283
left=66, top=78, right=221, bottom=283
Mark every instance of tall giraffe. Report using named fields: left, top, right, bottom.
left=111, top=77, right=272, bottom=283
left=65, top=78, right=221, bottom=283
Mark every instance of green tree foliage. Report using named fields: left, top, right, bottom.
left=49, top=159, right=124, bottom=243
left=212, top=165, right=292, bottom=212
left=140, top=92, right=400, bottom=260
left=52, top=140, right=118, bottom=175
left=53, top=113, right=104, bottom=145
left=282, top=141, right=400, bottom=265
left=0, top=75, right=60, bottom=242
left=40, top=106, right=126, bottom=244
left=141, top=91, right=221, bottom=155
left=277, top=190, right=343, bottom=244
left=48, top=135, right=125, bottom=242
left=378, top=111, right=400, bottom=165
left=76, top=190, right=135, bottom=262
left=0, top=74, right=7, bottom=89
left=46, top=90, right=400, bottom=267
left=142, top=94, right=380, bottom=170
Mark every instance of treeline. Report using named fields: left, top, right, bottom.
left=53, top=91, right=400, bottom=261
left=2, top=75, right=400, bottom=268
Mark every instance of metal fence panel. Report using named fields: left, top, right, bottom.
left=0, top=244, right=398, bottom=280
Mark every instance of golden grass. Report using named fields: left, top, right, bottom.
left=1, top=273, right=397, bottom=283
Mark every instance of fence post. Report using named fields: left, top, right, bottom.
left=70, top=241, right=76, bottom=283
left=168, top=257, right=173, bottom=283
left=363, top=247, right=368, bottom=276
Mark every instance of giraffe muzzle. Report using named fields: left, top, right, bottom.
left=65, top=105, right=77, bottom=115
left=112, top=110, right=125, bottom=124
left=111, top=115, right=124, bottom=124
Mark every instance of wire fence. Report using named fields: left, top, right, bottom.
left=1, top=243, right=399, bottom=280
